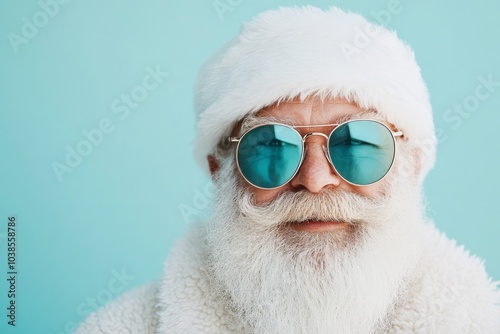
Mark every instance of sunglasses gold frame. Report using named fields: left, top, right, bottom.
left=228, top=119, right=404, bottom=189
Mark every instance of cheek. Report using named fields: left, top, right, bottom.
left=249, top=186, right=285, bottom=204
left=234, top=163, right=289, bottom=204
left=323, top=176, right=388, bottom=198
left=349, top=180, right=388, bottom=198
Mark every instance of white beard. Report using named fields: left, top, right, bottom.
left=203, top=154, right=427, bottom=334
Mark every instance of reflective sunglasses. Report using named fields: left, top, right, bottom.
left=228, top=119, right=403, bottom=189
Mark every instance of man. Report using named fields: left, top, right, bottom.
left=76, top=6, right=500, bottom=333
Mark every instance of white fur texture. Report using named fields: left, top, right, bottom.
left=74, top=223, right=500, bottom=333
left=194, top=6, right=437, bottom=182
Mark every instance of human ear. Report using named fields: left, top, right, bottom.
left=207, top=155, right=220, bottom=178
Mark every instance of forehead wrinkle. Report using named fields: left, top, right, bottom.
left=237, top=108, right=384, bottom=135
left=335, top=109, right=383, bottom=123
left=301, top=109, right=383, bottom=127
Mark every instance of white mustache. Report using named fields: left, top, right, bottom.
left=237, top=188, right=388, bottom=228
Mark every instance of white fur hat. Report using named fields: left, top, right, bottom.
left=194, top=6, right=436, bottom=182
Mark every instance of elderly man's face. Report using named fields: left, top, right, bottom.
left=233, top=98, right=395, bottom=233
left=204, top=98, right=424, bottom=333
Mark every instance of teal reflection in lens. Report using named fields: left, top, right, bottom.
left=328, top=120, right=395, bottom=185
left=237, top=124, right=303, bottom=188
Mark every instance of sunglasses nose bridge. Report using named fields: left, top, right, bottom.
left=302, top=132, right=329, bottom=141
left=302, top=132, right=330, bottom=154
left=301, top=131, right=332, bottom=164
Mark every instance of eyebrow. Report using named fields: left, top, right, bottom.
left=239, top=115, right=291, bottom=134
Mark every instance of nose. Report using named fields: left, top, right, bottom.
left=289, top=133, right=341, bottom=193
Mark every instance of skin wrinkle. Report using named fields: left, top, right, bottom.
left=238, top=110, right=385, bottom=136
left=218, top=99, right=403, bottom=168
left=228, top=99, right=406, bottom=205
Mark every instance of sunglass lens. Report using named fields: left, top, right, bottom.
left=237, top=124, right=303, bottom=188
left=328, top=120, right=396, bottom=185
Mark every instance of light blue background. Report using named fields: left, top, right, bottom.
left=0, top=1, right=499, bottom=333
